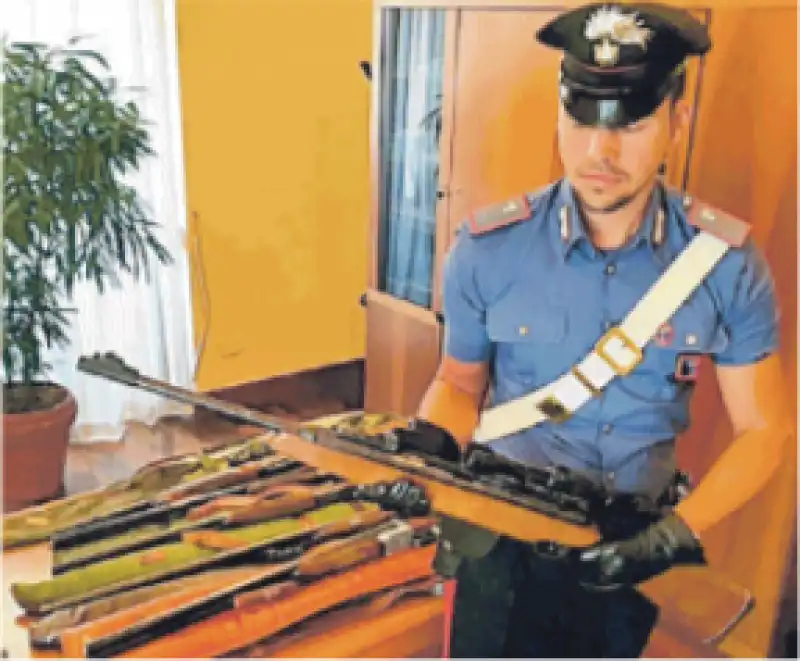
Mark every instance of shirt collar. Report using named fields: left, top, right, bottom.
left=555, top=178, right=667, bottom=260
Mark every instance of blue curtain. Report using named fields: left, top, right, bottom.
left=379, top=9, right=445, bottom=309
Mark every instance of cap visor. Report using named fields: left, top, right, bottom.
left=563, top=91, right=663, bottom=128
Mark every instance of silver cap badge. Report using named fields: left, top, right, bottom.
left=584, top=6, right=653, bottom=67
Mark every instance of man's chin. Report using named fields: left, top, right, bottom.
left=574, top=188, right=633, bottom=214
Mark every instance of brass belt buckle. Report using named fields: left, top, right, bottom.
left=594, top=327, right=642, bottom=376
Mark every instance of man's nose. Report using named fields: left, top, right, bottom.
left=586, top=129, right=620, bottom=160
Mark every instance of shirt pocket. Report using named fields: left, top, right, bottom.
left=486, top=304, right=568, bottom=382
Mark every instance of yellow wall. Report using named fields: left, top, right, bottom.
left=177, top=0, right=372, bottom=391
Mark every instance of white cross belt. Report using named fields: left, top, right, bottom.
left=473, top=231, right=730, bottom=444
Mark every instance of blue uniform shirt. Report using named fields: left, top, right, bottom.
left=442, top=179, right=779, bottom=498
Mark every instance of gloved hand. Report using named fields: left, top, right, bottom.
left=389, top=419, right=463, bottom=462
left=575, top=511, right=706, bottom=591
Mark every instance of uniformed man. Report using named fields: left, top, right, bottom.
left=409, top=2, right=792, bottom=657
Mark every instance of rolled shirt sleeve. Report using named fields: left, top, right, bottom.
left=713, top=240, right=780, bottom=365
left=441, top=233, right=492, bottom=363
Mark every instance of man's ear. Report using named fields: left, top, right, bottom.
left=670, top=100, right=692, bottom=146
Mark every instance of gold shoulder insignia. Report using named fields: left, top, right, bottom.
left=468, top=197, right=531, bottom=236
left=683, top=196, right=750, bottom=248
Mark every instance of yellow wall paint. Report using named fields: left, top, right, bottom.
left=176, top=0, right=373, bottom=391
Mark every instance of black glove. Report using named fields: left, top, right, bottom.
left=575, top=511, right=706, bottom=591
left=389, top=419, right=463, bottom=462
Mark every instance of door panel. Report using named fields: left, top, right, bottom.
left=676, top=7, right=797, bottom=656
left=363, top=291, right=442, bottom=416
left=445, top=9, right=565, bottom=244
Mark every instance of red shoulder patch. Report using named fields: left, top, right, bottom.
left=684, top=196, right=750, bottom=247
left=468, top=197, right=531, bottom=236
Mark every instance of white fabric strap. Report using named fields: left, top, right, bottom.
left=473, top=230, right=731, bottom=444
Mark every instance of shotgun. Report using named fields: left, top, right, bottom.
left=12, top=476, right=432, bottom=616
left=237, top=576, right=444, bottom=658
left=52, top=479, right=351, bottom=573
left=33, top=507, right=395, bottom=652
left=75, top=352, right=620, bottom=526
left=11, top=501, right=383, bottom=616
left=50, top=458, right=314, bottom=553
left=1, top=435, right=277, bottom=549
left=84, top=519, right=441, bottom=658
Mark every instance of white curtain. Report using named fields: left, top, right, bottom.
left=3, top=0, right=197, bottom=442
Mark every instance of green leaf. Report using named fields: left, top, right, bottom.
left=4, top=213, right=28, bottom=248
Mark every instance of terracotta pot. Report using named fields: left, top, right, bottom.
left=3, top=383, right=78, bottom=513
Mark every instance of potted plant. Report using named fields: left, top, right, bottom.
left=2, top=37, right=172, bottom=512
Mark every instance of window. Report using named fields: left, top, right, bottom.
left=376, top=8, right=445, bottom=309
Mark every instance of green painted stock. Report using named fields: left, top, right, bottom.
left=2, top=436, right=274, bottom=549
left=11, top=501, right=377, bottom=614
left=52, top=516, right=210, bottom=568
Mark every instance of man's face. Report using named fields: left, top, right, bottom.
left=557, top=98, right=690, bottom=214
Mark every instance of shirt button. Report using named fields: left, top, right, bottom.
left=601, top=423, right=613, bottom=434
left=607, top=472, right=616, bottom=482
left=604, top=264, right=617, bottom=275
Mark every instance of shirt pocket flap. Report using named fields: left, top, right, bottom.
left=486, top=307, right=567, bottom=344
left=664, top=310, right=730, bottom=356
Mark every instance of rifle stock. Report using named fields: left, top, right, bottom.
left=115, top=546, right=439, bottom=658
left=68, top=514, right=430, bottom=658
left=48, top=507, right=396, bottom=656
left=51, top=475, right=346, bottom=573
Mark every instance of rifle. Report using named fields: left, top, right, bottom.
left=237, top=576, right=444, bottom=658
left=52, top=472, right=430, bottom=574
left=52, top=479, right=351, bottom=573
left=75, top=353, right=625, bottom=527
left=1, top=435, right=277, bottom=550
left=85, top=520, right=440, bottom=658
left=76, top=352, right=754, bottom=646
left=50, top=458, right=314, bottom=553
left=34, top=508, right=396, bottom=654
left=11, top=501, right=380, bottom=616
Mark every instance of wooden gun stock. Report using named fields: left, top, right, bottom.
left=158, top=456, right=287, bottom=502
left=52, top=506, right=396, bottom=657
left=118, top=546, right=438, bottom=658
left=182, top=483, right=344, bottom=524
left=240, top=578, right=444, bottom=659
left=225, top=483, right=347, bottom=525
left=296, top=538, right=384, bottom=578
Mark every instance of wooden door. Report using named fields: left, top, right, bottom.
left=364, top=7, right=456, bottom=415
left=675, top=6, right=797, bottom=656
